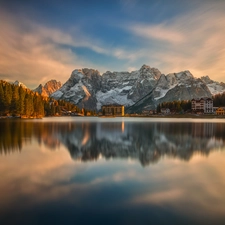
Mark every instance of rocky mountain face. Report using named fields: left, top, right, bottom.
left=51, top=65, right=164, bottom=111
left=201, top=75, right=225, bottom=95
left=127, top=70, right=212, bottom=113
left=51, top=69, right=102, bottom=109
left=13, top=80, right=27, bottom=89
left=33, top=80, right=62, bottom=97
left=51, top=65, right=220, bottom=112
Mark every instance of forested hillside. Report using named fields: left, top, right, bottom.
left=213, top=92, right=225, bottom=107
left=156, top=100, right=192, bottom=113
left=0, top=80, right=87, bottom=118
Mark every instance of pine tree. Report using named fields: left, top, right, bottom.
left=18, top=86, right=25, bottom=115
left=0, top=82, right=5, bottom=115
left=50, top=103, right=55, bottom=116
left=33, top=94, right=44, bottom=117
left=3, top=83, right=13, bottom=114
left=24, top=93, right=34, bottom=117
left=157, top=104, right=161, bottom=113
left=11, top=85, right=20, bottom=115
left=44, top=100, right=51, bottom=116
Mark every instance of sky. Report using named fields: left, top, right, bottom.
left=1, top=0, right=225, bottom=89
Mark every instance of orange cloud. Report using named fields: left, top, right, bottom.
left=0, top=10, right=109, bottom=88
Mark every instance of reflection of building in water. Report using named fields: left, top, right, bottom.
left=96, top=122, right=128, bottom=144
left=2, top=120, right=225, bottom=167
left=52, top=121, right=225, bottom=166
left=101, top=105, right=124, bottom=116
left=191, top=123, right=214, bottom=138
left=191, top=98, right=213, bottom=114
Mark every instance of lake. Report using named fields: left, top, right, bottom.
left=0, top=117, right=225, bottom=225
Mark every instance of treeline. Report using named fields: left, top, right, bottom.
left=213, top=92, right=225, bottom=107
left=0, top=80, right=94, bottom=117
left=157, top=100, right=191, bottom=113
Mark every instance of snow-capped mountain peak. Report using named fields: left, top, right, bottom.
left=139, top=64, right=161, bottom=80
left=13, top=80, right=27, bottom=89
left=49, top=65, right=224, bottom=112
left=201, top=75, right=213, bottom=84
left=201, top=75, right=225, bottom=95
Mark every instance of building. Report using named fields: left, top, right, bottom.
left=216, top=107, right=225, bottom=115
left=213, top=107, right=218, bottom=114
left=191, top=97, right=213, bottom=114
left=101, top=104, right=124, bottom=116
left=142, top=110, right=154, bottom=115
left=161, top=108, right=170, bottom=114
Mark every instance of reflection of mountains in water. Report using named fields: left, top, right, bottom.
left=58, top=122, right=225, bottom=166
left=1, top=119, right=225, bottom=166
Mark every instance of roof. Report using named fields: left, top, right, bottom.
left=191, top=97, right=212, bottom=101
left=102, top=104, right=124, bottom=107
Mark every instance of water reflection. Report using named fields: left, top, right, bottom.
left=1, top=118, right=225, bottom=225
left=1, top=118, right=225, bottom=166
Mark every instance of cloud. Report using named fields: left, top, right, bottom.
left=124, top=2, right=225, bottom=81
left=0, top=8, right=143, bottom=88
left=131, top=189, right=184, bottom=205
left=129, top=24, right=185, bottom=44
left=0, top=14, right=78, bottom=88
left=1, top=1, right=225, bottom=88
left=112, top=48, right=146, bottom=61
left=0, top=10, right=112, bottom=88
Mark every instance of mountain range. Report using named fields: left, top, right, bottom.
left=14, top=65, right=225, bottom=112
left=33, top=80, right=62, bottom=97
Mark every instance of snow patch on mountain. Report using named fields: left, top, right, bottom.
left=201, top=75, right=225, bottom=95
left=52, top=90, right=63, bottom=99
left=153, top=71, right=194, bottom=100
left=13, top=80, right=27, bottom=89
left=154, top=85, right=177, bottom=100
left=207, top=85, right=225, bottom=95
left=96, top=86, right=134, bottom=110
left=49, top=65, right=224, bottom=112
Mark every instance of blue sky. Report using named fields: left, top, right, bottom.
left=1, top=0, right=225, bottom=88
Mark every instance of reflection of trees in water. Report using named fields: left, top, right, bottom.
left=153, top=123, right=215, bottom=161
left=1, top=120, right=225, bottom=166
left=0, top=120, right=32, bottom=154
left=0, top=120, right=62, bottom=154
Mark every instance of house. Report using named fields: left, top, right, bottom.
left=142, top=110, right=151, bottom=115
left=142, top=110, right=156, bottom=115
left=191, top=97, right=213, bottom=114
left=101, top=104, right=124, bottom=116
left=216, top=107, right=225, bottom=115
left=213, top=107, right=218, bottom=114
left=149, top=110, right=155, bottom=115
left=161, top=108, right=170, bottom=114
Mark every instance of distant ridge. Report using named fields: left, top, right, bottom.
left=50, top=65, right=219, bottom=112
left=10, top=65, right=225, bottom=113
left=33, top=80, right=62, bottom=97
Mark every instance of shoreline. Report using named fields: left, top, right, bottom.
left=1, top=114, right=225, bottom=119
left=125, top=115, right=225, bottom=119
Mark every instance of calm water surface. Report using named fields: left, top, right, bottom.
left=1, top=117, right=225, bottom=225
